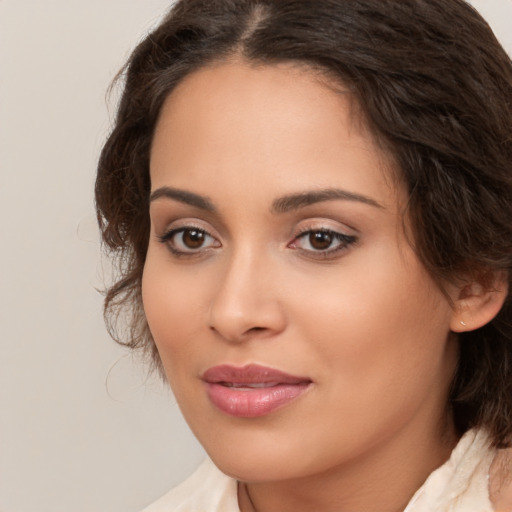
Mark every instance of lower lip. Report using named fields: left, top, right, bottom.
left=205, top=382, right=310, bottom=418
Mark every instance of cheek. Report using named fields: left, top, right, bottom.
left=288, top=246, right=453, bottom=393
left=141, top=252, right=206, bottom=361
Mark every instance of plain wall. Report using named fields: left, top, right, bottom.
left=0, top=1, right=511, bottom=511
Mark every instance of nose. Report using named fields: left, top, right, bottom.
left=208, top=249, right=286, bottom=343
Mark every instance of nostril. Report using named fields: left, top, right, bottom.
left=248, top=327, right=265, bottom=333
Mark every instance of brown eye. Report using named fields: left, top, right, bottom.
left=159, top=226, right=220, bottom=255
left=182, top=229, right=206, bottom=249
left=309, top=231, right=333, bottom=250
left=290, top=228, right=357, bottom=257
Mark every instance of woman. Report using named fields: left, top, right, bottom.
left=96, top=0, right=512, bottom=510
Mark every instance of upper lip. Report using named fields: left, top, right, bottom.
left=202, top=364, right=311, bottom=385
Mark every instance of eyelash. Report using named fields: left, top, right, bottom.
left=158, top=226, right=357, bottom=259
left=158, top=226, right=220, bottom=257
left=290, top=228, right=357, bottom=259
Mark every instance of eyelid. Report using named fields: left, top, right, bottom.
left=156, top=217, right=219, bottom=238
left=150, top=203, right=226, bottom=236
left=292, top=218, right=357, bottom=238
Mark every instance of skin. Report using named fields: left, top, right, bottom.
left=143, top=60, right=461, bottom=512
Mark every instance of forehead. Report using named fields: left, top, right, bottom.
left=150, top=60, right=401, bottom=211
left=154, top=60, right=367, bottom=147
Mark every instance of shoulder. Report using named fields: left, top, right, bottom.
left=140, top=459, right=239, bottom=512
left=490, top=446, right=512, bottom=511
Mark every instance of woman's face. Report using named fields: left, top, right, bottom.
left=144, top=61, right=458, bottom=482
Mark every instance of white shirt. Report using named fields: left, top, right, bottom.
left=141, top=429, right=499, bottom=512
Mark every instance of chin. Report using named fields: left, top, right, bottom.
left=210, top=450, right=303, bottom=483
left=191, top=419, right=309, bottom=482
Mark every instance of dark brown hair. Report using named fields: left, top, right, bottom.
left=96, top=0, right=512, bottom=446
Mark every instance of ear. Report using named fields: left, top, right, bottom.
left=450, top=271, right=509, bottom=333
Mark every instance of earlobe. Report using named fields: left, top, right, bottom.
left=450, top=272, right=509, bottom=333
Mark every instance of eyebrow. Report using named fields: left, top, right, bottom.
left=149, top=186, right=383, bottom=213
left=149, top=187, right=216, bottom=212
left=271, top=188, right=384, bottom=213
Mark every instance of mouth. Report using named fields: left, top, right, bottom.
left=202, top=364, right=312, bottom=418
left=220, top=382, right=281, bottom=388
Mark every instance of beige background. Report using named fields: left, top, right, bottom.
left=0, top=1, right=511, bottom=511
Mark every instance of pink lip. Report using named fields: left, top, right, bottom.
left=202, top=364, right=312, bottom=418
